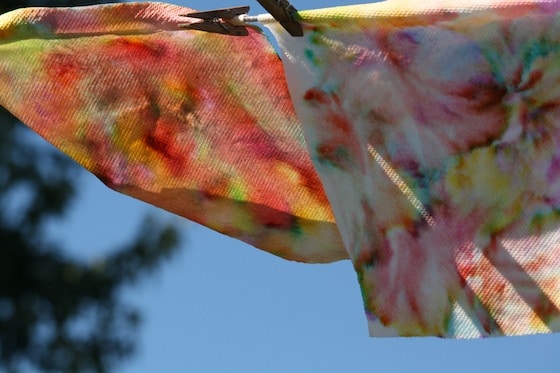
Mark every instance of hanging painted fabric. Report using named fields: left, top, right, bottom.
left=269, top=0, right=560, bottom=337
left=2, top=0, right=560, bottom=338
left=0, top=2, right=346, bottom=263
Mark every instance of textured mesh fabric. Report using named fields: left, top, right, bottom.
left=2, top=0, right=560, bottom=338
left=0, top=2, right=345, bottom=263
left=269, top=0, right=560, bottom=337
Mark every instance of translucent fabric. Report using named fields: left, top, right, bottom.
left=2, top=0, right=560, bottom=337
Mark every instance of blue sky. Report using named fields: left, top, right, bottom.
left=47, top=0, right=560, bottom=371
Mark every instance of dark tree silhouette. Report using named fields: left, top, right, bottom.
left=0, top=1, right=182, bottom=372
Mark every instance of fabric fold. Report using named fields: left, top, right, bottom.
left=0, top=2, right=346, bottom=263
left=269, top=0, right=560, bottom=337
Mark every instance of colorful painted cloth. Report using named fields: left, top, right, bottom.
left=270, top=0, right=560, bottom=336
left=2, top=1, right=560, bottom=338
left=0, top=2, right=345, bottom=263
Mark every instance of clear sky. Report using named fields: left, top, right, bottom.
left=47, top=0, right=560, bottom=372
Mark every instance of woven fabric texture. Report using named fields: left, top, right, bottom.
left=270, top=0, right=560, bottom=337
left=0, top=2, right=346, bottom=263
left=2, top=0, right=560, bottom=338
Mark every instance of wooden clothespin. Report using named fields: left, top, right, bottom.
left=179, top=0, right=303, bottom=37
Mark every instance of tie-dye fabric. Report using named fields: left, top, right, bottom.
left=2, top=1, right=560, bottom=338
left=270, top=0, right=560, bottom=337
left=0, top=2, right=346, bottom=263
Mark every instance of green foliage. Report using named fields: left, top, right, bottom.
left=0, top=2, right=183, bottom=372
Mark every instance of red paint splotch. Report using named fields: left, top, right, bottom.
left=144, top=120, right=194, bottom=177
left=105, top=37, right=168, bottom=62
left=44, top=52, right=85, bottom=86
